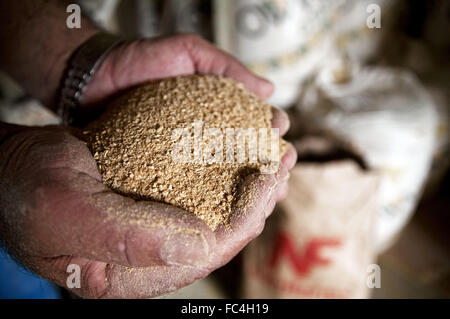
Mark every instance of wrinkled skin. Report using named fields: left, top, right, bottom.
left=0, top=34, right=297, bottom=298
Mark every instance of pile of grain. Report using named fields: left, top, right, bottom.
left=83, top=75, right=283, bottom=230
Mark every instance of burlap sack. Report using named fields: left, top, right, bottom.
left=214, top=0, right=397, bottom=108
left=296, top=66, right=438, bottom=252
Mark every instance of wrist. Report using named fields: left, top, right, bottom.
left=46, top=28, right=101, bottom=109
left=0, top=1, right=100, bottom=110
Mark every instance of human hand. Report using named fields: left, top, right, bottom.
left=83, top=32, right=298, bottom=268
left=0, top=34, right=297, bottom=298
left=82, top=33, right=276, bottom=107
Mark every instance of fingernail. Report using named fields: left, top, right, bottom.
left=160, top=232, right=210, bottom=267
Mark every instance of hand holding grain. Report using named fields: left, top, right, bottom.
left=0, top=34, right=296, bottom=298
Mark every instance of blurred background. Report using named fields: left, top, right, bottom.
left=0, top=0, right=449, bottom=298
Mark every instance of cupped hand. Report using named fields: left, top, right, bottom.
left=82, top=33, right=275, bottom=107
left=0, top=34, right=297, bottom=298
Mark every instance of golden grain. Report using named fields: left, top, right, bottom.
left=83, top=75, right=283, bottom=230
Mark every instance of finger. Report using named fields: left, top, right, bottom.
left=28, top=167, right=216, bottom=268
left=275, top=180, right=289, bottom=202
left=29, top=255, right=210, bottom=299
left=28, top=256, right=109, bottom=299
left=281, top=142, right=297, bottom=170
left=271, top=107, right=290, bottom=136
left=212, top=163, right=289, bottom=266
left=102, top=263, right=209, bottom=298
left=181, top=34, right=274, bottom=100
left=271, top=108, right=297, bottom=170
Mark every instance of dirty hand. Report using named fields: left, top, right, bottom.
left=0, top=34, right=297, bottom=298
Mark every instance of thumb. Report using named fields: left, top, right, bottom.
left=181, top=34, right=274, bottom=100
left=29, top=167, right=216, bottom=268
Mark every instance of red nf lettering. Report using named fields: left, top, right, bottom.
left=268, top=232, right=340, bottom=276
